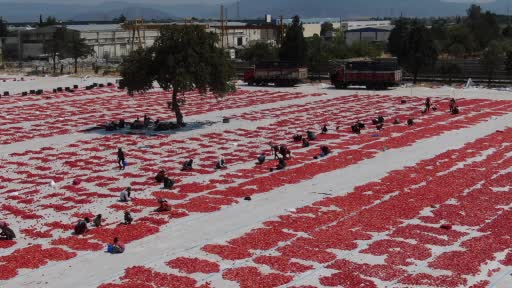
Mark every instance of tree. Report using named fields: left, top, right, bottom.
left=445, top=24, right=474, bottom=56
left=480, top=41, right=504, bottom=86
left=238, top=42, right=277, bottom=63
left=464, top=5, right=500, bottom=51
left=503, top=25, right=512, bottom=38
left=39, top=16, right=58, bottom=27
left=402, top=22, right=439, bottom=83
left=349, top=41, right=384, bottom=58
left=438, top=63, right=462, bottom=84
left=114, top=14, right=127, bottom=24
left=66, top=33, right=94, bottom=73
left=279, top=15, right=307, bottom=65
left=505, top=50, right=512, bottom=77
left=387, top=18, right=411, bottom=58
left=119, top=25, right=234, bottom=126
left=0, top=17, right=7, bottom=37
left=44, top=27, right=67, bottom=74
left=306, top=34, right=330, bottom=75
left=320, top=22, right=334, bottom=37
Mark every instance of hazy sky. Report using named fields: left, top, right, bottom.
left=0, top=0, right=497, bottom=3
left=0, top=0, right=224, bottom=3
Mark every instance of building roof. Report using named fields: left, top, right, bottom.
left=346, top=26, right=394, bottom=32
left=67, top=24, right=123, bottom=32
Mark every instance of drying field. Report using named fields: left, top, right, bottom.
left=0, top=76, right=511, bottom=288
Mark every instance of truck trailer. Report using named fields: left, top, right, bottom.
left=330, top=59, right=402, bottom=90
left=244, top=61, right=308, bottom=87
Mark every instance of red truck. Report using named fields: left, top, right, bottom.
left=330, top=59, right=402, bottom=90
left=244, top=61, right=308, bottom=87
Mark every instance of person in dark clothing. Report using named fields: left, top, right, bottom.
left=118, top=119, right=125, bottom=129
left=109, top=237, right=125, bottom=254
left=117, top=148, right=125, bottom=170
left=124, top=211, right=133, bottom=225
left=143, top=114, right=150, bottom=128
left=425, top=97, right=432, bottom=112
left=407, top=118, right=415, bottom=126
left=306, top=130, right=317, bottom=140
left=357, top=121, right=365, bottom=129
left=449, top=98, right=456, bottom=113
left=279, top=145, right=291, bottom=160
left=269, top=143, right=280, bottom=159
left=181, top=159, right=193, bottom=171
left=0, top=222, right=15, bottom=240
left=320, top=145, right=331, bottom=157
left=275, top=158, right=287, bottom=170
left=351, top=124, right=361, bottom=134
left=163, top=177, right=175, bottom=189
left=452, top=106, right=460, bottom=115
left=0, top=227, right=15, bottom=240
left=321, top=125, right=328, bottom=134
left=302, top=138, right=310, bottom=147
left=257, top=152, right=266, bottom=165
left=93, top=214, right=102, bottom=227
left=376, top=123, right=384, bottom=131
left=215, top=158, right=227, bottom=169
left=293, top=134, right=303, bottom=142
left=74, top=217, right=90, bottom=235
left=155, top=170, right=166, bottom=183
left=155, top=199, right=170, bottom=212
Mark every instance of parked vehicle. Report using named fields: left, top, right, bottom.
left=244, top=61, right=308, bottom=87
left=330, top=58, right=402, bottom=89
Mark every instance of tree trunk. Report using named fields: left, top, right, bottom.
left=74, top=57, right=78, bottom=74
left=52, top=53, right=57, bottom=74
left=172, top=89, right=184, bottom=126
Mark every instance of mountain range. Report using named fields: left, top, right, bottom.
left=0, top=0, right=510, bottom=23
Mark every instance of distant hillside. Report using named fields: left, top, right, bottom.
left=73, top=6, right=173, bottom=21
left=1, top=0, right=511, bottom=23
left=233, top=0, right=511, bottom=18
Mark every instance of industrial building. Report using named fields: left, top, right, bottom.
left=0, top=21, right=280, bottom=61
left=344, top=26, right=393, bottom=45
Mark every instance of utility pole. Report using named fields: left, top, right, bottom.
left=279, top=15, right=284, bottom=45
left=220, top=4, right=224, bottom=48
left=237, top=1, right=240, bottom=20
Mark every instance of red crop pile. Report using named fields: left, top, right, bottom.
left=253, top=255, right=313, bottom=273
left=87, top=222, right=160, bottom=244
left=21, top=228, right=53, bottom=239
left=0, top=245, right=76, bottom=280
left=51, top=236, right=104, bottom=251
left=0, top=240, right=16, bottom=249
left=2, top=204, right=42, bottom=219
left=201, top=244, right=252, bottom=260
left=166, top=257, right=220, bottom=274
left=98, top=266, right=204, bottom=288
left=319, top=271, right=377, bottom=287
left=223, top=266, right=293, bottom=288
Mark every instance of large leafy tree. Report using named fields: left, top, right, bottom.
left=119, top=25, right=234, bottom=126
left=320, top=22, right=334, bottom=37
left=66, top=33, right=94, bottom=73
left=38, top=16, right=58, bottom=27
left=0, top=17, right=8, bottom=37
left=480, top=41, right=504, bottom=86
left=402, top=21, right=439, bottom=83
left=44, top=27, right=67, bottom=74
left=387, top=18, right=411, bottom=58
left=239, top=42, right=277, bottom=64
left=279, top=15, right=307, bottom=65
left=464, top=5, right=500, bottom=51
left=505, top=50, right=512, bottom=78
